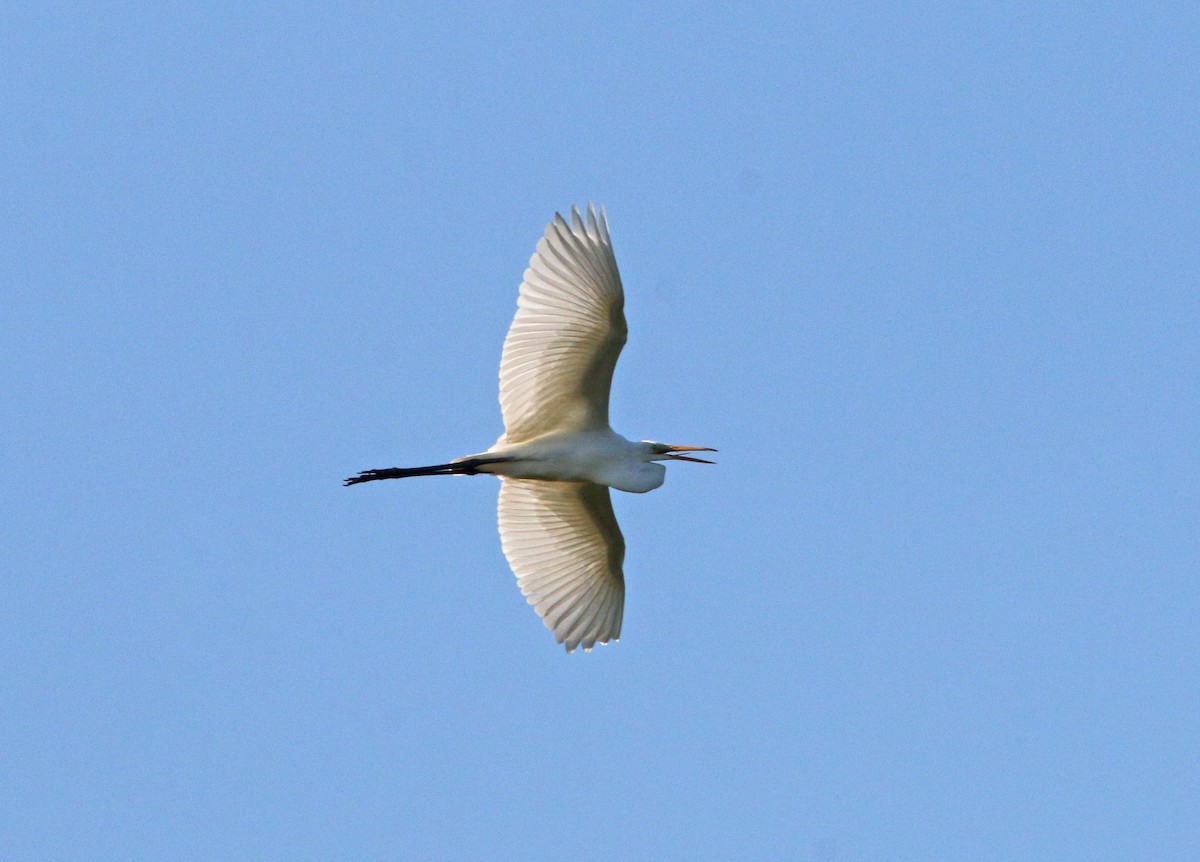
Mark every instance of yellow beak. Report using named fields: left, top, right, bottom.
left=665, top=445, right=717, bottom=464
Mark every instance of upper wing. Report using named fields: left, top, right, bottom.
left=498, top=204, right=627, bottom=444
left=497, top=478, right=625, bottom=653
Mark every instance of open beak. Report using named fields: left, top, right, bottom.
left=665, top=445, right=718, bottom=464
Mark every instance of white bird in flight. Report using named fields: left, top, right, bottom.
left=346, top=204, right=715, bottom=652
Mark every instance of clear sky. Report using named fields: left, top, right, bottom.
left=3, top=4, right=1197, bottom=860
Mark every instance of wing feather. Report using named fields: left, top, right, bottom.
left=498, top=204, right=626, bottom=442
left=497, top=478, right=625, bottom=653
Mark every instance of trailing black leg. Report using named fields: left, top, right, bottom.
left=343, top=457, right=511, bottom=486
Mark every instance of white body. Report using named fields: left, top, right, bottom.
left=470, top=430, right=667, bottom=493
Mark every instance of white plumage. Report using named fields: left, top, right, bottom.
left=346, top=205, right=714, bottom=652
left=497, top=478, right=624, bottom=654
left=498, top=205, right=626, bottom=442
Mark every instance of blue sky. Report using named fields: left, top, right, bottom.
left=3, top=3, right=1197, bottom=860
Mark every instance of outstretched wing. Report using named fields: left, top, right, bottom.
left=498, top=204, right=627, bottom=444
left=497, top=478, right=625, bottom=653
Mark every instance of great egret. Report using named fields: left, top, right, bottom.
left=346, top=204, right=715, bottom=652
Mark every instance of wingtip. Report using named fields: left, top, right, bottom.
left=550, top=204, right=609, bottom=241
left=561, top=635, right=618, bottom=654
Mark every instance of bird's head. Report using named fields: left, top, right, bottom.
left=645, top=442, right=718, bottom=464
